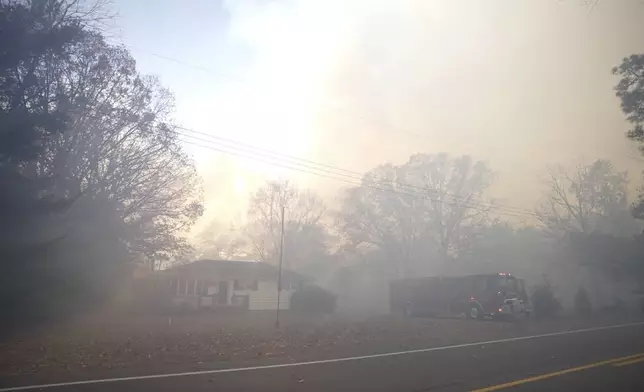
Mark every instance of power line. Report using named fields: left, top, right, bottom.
left=114, top=40, right=536, bottom=217
left=180, top=136, right=530, bottom=218
left=176, top=126, right=364, bottom=177
left=177, top=129, right=537, bottom=218
left=179, top=136, right=364, bottom=185
left=177, top=132, right=536, bottom=219
left=176, top=127, right=538, bottom=217
left=113, top=41, right=253, bottom=86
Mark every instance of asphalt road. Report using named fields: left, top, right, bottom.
left=2, top=321, right=644, bottom=392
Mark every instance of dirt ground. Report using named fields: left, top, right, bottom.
left=1, top=310, right=641, bottom=383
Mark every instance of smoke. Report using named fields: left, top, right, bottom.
left=209, top=0, right=644, bottom=215
left=186, top=1, right=644, bottom=312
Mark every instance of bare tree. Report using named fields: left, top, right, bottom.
left=194, top=220, right=248, bottom=261
left=536, top=159, right=638, bottom=238
left=338, top=163, right=421, bottom=277
left=244, top=180, right=328, bottom=271
left=402, top=154, right=495, bottom=259
left=339, top=153, right=495, bottom=277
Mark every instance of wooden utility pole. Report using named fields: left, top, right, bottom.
left=275, top=205, right=285, bottom=328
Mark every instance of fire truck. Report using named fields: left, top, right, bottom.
left=390, top=273, right=531, bottom=320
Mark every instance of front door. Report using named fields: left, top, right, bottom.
left=217, top=281, right=229, bottom=305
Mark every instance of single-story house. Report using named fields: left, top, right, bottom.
left=158, top=259, right=309, bottom=311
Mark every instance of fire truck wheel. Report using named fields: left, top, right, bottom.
left=467, top=304, right=483, bottom=320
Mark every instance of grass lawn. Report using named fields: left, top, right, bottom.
left=1, top=310, right=640, bottom=383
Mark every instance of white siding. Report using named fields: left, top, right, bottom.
left=169, top=277, right=294, bottom=310
left=240, top=280, right=293, bottom=311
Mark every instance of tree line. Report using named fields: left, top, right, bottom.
left=198, top=156, right=643, bottom=283
left=1, top=0, right=202, bottom=324
left=196, top=53, right=644, bottom=297
left=3, top=0, right=644, bottom=325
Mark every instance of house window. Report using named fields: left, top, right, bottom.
left=206, top=281, right=218, bottom=295
left=196, top=279, right=204, bottom=296
left=187, top=279, right=195, bottom=296
left=234, top=279, right=258, bottom=291
left=178, top=278, right=186, bottom=296
left=283, top=281, right=300, bottom=291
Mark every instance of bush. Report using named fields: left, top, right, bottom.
left=290, top=285, right=337, bottom=313
left=531, top=279, right=562, bottom=319
left=574, top=287, right=592, bottom=318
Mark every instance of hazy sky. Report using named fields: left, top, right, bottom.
left=112, top=0, right=644, bottom=230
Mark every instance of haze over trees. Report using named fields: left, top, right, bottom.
left=3, top=0, right=644, bottom=326
left=0, top=0, right=202, bottom=323
left=536, top=159, right=639, bottom=238
left=244, top=180, right=327, bottom=267
left=195, top=180, right=334, bottom=278
left=194, top=147, right=644, bottom=311
left=338, top=153, right=496, bottom=278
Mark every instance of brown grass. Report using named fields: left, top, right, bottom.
left=0, top=310, right=639, bottom=382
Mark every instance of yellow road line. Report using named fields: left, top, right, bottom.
left=471, top=353, right=644, bottom=392
left=612, top=356, right=644, bottom=367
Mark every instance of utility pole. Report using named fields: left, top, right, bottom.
left=275, top=204, right=285, bottom=329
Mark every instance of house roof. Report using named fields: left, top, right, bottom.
left=164, top=259, right=310, bottom=282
